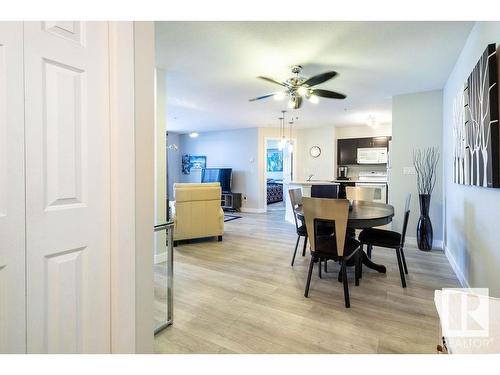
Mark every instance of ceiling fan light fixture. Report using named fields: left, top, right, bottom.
left=287, top=98, right=295, bottom=109
left=297, top=86, right=308, bottom=96
left=308, top=95, right=319, bottom=104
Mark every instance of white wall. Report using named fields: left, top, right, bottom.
left=391, top=90, right=444, bottom=246
left=335, top=123, right=392, bottom=139
left=179, top=128, right=260, bottom=211
left=294, top=126, right=336, bottom=181
left=167, top=132, right=181, bottom=200
left=443, top=22, right=500, bottom=296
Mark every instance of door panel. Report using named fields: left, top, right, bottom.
left=0, top=22, right=26, bottom=354
left=24, top=21, right=110, bottom=353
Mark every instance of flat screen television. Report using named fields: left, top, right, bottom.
left=201, top=168, right=232, bottom=193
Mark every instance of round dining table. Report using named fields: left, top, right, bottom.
left=295, top=200, right=395, bottom=274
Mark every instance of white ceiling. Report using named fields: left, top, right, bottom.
left=155, top=21, right=473, bottom=133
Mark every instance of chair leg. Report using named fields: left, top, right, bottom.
left=324, top=259, right=328, bottom=273
left=400, top=246, right=409, bottom=274
left=358, top=245, right=363, bottom=279
left=367, top=244, right=372, bottom=259
left=304, top=256, right=315, bottom=298
left=302, top=236, right=308, bottom=256
left=318, top=258, right=322, bottom=278
left=291, top=235, right=300, bottom=267
left=395, top=247, right=407, bottom=288
left=341, top=258, right=350, bottom=308
left=354, top=252, right=361, bottom=286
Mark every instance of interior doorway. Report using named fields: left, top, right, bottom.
left=264, top=137, right=295, bottom=213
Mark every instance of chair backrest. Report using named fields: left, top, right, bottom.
left=345, top=186, right=377, bottom=202
left=302, top=197, right=349, bottom=256
left=174, top=182, right=221, bottom=202
left=400, top=193, right=411, bottom=247
left=173, top=182, right=223, bottom=238
left=288, top=188, right=303, bottom=230
left=311, top=184, right=339, bottom=199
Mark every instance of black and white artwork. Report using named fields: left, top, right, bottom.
left=453, top=43, right=499, bottom=188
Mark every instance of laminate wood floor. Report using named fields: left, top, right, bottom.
left=154, top=210, right=459, bottom=354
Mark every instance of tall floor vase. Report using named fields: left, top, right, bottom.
left=417, top=194, right=433, bottom=251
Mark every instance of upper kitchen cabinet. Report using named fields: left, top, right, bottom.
left=372, top=136, right=390, bottom=148
left=337, top=136, right=391, bottom=165
left=337, top=138, right=358, bottom=165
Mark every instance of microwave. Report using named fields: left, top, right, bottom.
left=357, top=147, right=388, bottom=164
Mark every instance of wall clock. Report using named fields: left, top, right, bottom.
left=310, top=146, right=321, bottom=158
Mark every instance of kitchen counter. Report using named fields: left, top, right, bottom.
left=332, top=179, right=388, bottom=183
left=284, top=181, right=339, bottom=223
left=289, top=179, right=388, bottom=184
left=288, top=180, right=340, bottom=185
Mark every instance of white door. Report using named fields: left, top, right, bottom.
left=24, top=21, right=111, bottom=353
left=0, top=22, right=26, bottom=354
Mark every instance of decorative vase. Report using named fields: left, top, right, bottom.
left=417, top=194, right=433, bottom=251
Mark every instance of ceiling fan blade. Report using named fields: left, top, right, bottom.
left=303, top=71, right=337, bottom=87
left=257, top=76, right=287, bottom=87
left=294, top=96, right=303, bottom=109
left=311, top=89, right=346, bottom=99
left=248, top=92, right=276, bottom=102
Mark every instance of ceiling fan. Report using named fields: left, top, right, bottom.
left=249, top=65, right=346, bottom=109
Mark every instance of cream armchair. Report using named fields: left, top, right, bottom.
left=173, top=182, right=224, bottom=245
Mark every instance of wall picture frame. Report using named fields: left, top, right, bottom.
left=267, top=148, right=283, bottom=172
left=189, top=155, right=207, bottom=171
left=453, top=43, right=499, bottom=188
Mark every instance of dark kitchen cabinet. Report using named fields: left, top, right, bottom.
left=372, top=136, right=390, bottom=148
left=337, top=136, right=391, bottom=165
left=337, top=138, right=358, bottom=165
left=357, top=137, right=373, bottom=149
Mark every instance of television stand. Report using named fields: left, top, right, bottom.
left=221, top=192, right=241, bottom=212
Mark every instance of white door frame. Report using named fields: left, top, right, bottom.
left=109, top=21, right=154, bottom=354
left=262, top=136, right=297, bottom=212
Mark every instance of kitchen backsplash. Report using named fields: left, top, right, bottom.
left=345, top=164, right=387, bottom=179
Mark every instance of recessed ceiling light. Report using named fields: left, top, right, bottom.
left=189, top=132, right=199, bottom=138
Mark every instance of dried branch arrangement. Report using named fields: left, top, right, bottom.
left=413, top=147, right=440, bottom=195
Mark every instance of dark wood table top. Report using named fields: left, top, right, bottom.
left=295, top=200, right=394, bottom=229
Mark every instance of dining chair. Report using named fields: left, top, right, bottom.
left=358, top=193, right=411, bottom=288
left=288, top=188, right=308, bottom=266
left=345, top=186, right=377, bottom=201
left=302, top=197, right=362, bottom=308
left=311, top=184, right=339, bottom=199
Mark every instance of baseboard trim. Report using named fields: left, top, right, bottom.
left=405, top=236, right=443, bottom=250
left=240, top=207, right=266, bottom=214
left=444, top=244, right=470, bottom=288
left=154, top=252, right=167, bottom=264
